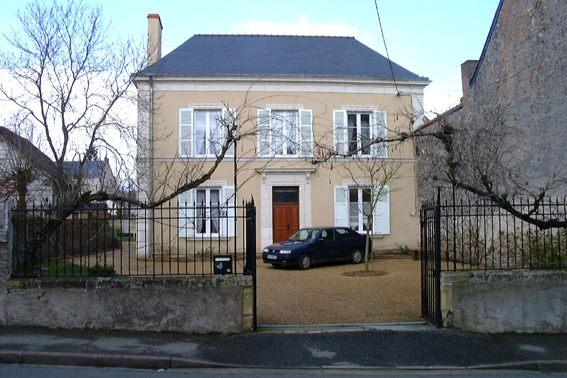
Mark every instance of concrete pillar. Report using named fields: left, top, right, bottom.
left=0, top=202, right=13, bottom=325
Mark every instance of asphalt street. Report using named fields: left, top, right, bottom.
left=0, top=323, right=567, bottom=373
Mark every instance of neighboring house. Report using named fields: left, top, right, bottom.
left=416, top=0, right=567, bottom=201
left=0, top=126, right=55, bottom=208
left=62, top=159, right=118, bottom=195
left=134, top=14, right=430, bottom=257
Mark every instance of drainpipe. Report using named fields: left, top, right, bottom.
left=149, top=75, right=155, bottom=257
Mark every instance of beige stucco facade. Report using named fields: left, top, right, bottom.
left=136, top=74, right=427, bottom=257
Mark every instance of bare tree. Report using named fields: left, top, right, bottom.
left=414, top=102, right=567, bottom=229
left=311, top=109, right=406, bottom=272
left=0, top=0, right=144, bottom=209
left=341, top=158, right=400, bottom=272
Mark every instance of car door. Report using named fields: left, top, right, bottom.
left=309, top=228, right=336, bottom=263
left=334, top=228, right=357, bottom=260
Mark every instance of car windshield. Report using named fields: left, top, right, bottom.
left=288, top=229, right=320, bottom=242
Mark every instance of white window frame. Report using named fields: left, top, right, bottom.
left=334, top=185, right=390, bottom=235
left=179, top=108, right=235, bottom=158
left=194, top=187, right=221, bottom=237
left=258, top=108, right=312, bottom=158
left=194, top=110, right=223, bottom=157
left=333, top=110, right=388, bottom=158
left=178, top=186, right=236, bottom=238
left=349, top=187, right=371, bottom=232
left=272, top=110, right=299, bottom=156
left=349, top=113, right=371, bottom=157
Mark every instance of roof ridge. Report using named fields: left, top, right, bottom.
left=194, top=34, right=355, bottom=39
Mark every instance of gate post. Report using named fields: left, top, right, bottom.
left=433, top=188, right=442, bottom=327
left=244, top=199, right=257, bottom=331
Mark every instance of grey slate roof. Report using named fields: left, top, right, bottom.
left=0, top=126, right=56, bottom=176
left=62, top=161, right=109, bottom=179
left=138, top=35, right=428, bottom=81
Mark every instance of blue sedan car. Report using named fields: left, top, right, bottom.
left=262, top=227, right=368, bottom=269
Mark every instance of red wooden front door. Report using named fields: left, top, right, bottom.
left=272, top=187, right=300, bottom=243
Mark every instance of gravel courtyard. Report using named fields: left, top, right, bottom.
left=257, top=258, right=422, bottom=326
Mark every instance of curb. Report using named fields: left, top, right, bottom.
left=0, top=351, right=228, bottom=370
left=2, top=351, right=567, bottom=372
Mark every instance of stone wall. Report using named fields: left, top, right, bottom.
left=0, top=202, right=254, bottom=334
left=467, top=0, right=567, bottom=196
left=3, top=275, right=254, bottom=334
left=441, top=270, right=567, bottom=334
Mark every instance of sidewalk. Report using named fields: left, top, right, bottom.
left=1, top=323, right=567, bottom=372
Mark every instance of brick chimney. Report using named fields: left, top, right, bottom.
left=461, top=60, right=478, bottom=105
left=147, top=14, right=163, bottom=66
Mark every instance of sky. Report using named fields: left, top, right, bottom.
left=0, top=0, right=500, bottom=115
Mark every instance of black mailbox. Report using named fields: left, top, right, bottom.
left=213, top=255, right=232, bottom=275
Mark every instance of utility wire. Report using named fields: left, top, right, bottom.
left=374, top=0, right=400, bottom=95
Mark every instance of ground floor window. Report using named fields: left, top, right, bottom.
left=334, top=185, right=390, bottom=235
left=349, top=187, right=371, bottom=232
left=196, top=188, right=220, bottom=236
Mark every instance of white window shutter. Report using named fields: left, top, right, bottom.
left=333, top=110, right=348, bottom=156
left=372, top=111, right=388, bottom=158
left=222, top=186, right=236, bottom=237
left=334, top=185, right=349, bottom=227
left=257, top=109, right=271, bottom=157
left=222, top=108, right=236, bottom=157
left=178, top=190, right=195, bottom=238
left=298, top=109, right=313, bottom=157
left=373, top=186, right=390, bottom=235
left=179, top=108, right=194, bottom=157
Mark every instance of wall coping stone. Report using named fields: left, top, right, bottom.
left=441, top=270, right=567, bottom=284
left=8, top=275, right=253, bottom=290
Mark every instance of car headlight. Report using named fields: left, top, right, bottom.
left=279, top=250, right=292, bottom=254
left=263, top=248, right=270, bottom=253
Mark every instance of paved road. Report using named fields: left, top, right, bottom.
left=1, top=324, right=567, bottom=372
left=2, top=365, right=567, bottom=378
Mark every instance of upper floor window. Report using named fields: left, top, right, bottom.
left=257, top=109, right=313, bottom=158
left=333, top=110, right=388, bottom=158
left=195, top=110, right=222, bottom=157
left=179, top=108, right=235, bottom=158
left=348, top=113, right=371, bottom=156
left=272, top=111, right=299, bottom=156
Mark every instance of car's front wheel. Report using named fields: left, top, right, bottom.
left=298, top=254, right=312, bottom=270
left=351, top=249, right=363, bottom=264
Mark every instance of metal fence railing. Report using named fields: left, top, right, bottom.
left=11, top=200, right=256, bottom=278
left=422, top=192, right=567, bottom=272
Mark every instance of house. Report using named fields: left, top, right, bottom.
left=62, top=159, right=118, bottom=195
left=0, top=125, right=119, bottom=211
left=0, top=126, right=56, bottom=208
left=134, top=14, right=430, bottom=258
left=416, top=0, right=567, bottom=202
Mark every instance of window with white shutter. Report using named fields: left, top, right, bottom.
left=257, top=109, right=312, bottom=158
left=178, top=186, right=236, bottom=238
left=179, top=108, right=235, bottom=158
left=179, top=109, right=194, bottom=157
left=333, top=110, right=388, bottom=158
left=334, top=185, right=390, bottom=235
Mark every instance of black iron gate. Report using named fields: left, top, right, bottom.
left=244, top=200, right=257, bottom=331
left=420, top=191, right=442, bottom=327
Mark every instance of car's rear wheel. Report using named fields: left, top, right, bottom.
left=298, top=254, right=312, bottom=270
left=351, top=249, right=363, bottom=264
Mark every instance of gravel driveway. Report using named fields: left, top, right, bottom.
left=257, top=258, right=422, bottom=326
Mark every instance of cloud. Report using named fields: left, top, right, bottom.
left=235, top=14, right=357, bottom=37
